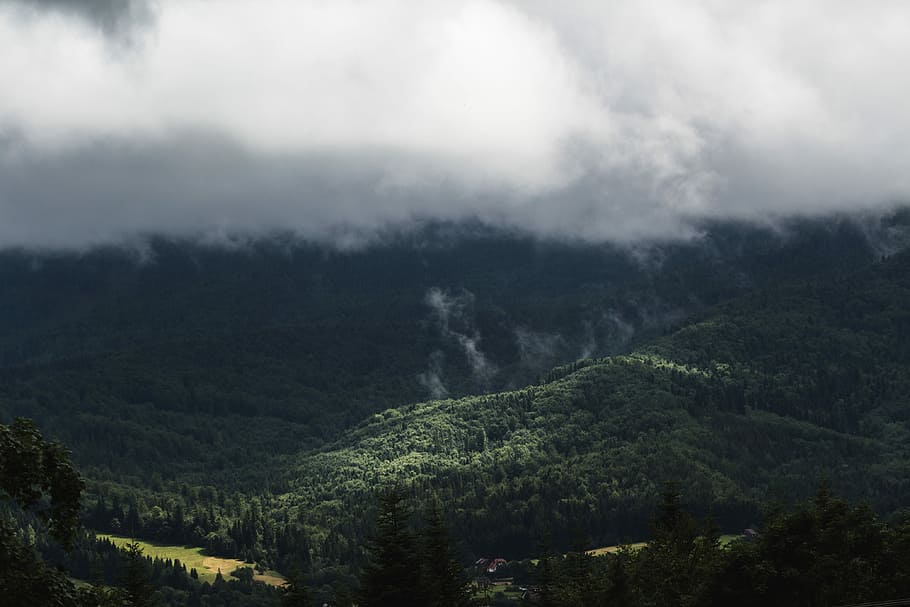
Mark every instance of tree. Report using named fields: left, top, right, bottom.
left=731, top=486, right=892, bottom=607
left=0, top=418, right=84, bottom=546
left=77, top=582, right=124, bottom=607
left=122, top=541, right=158, bottom=607
left=281, top=569, right=313, bottom=607
left=418, top=501, right=472, bottom=607
left=359, top=489, right=421, bottom=607
left=633, top=483, right=722, bottom=607
left=0, top=418, right=85, bottom=607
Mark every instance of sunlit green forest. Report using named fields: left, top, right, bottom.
left=0, top=218, right=888, bottom=487
left=3, top=215, right=910, bottom=604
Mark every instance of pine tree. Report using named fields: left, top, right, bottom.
left=122, top=541, right=157, bottom=607
left=636, top=483, right=717, bottom=607
left=359, top=489, right=421, bottom=607
left=418, top=502, right=472, bottom=607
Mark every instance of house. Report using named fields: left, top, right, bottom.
left=474, top=557, right=508, bottom=573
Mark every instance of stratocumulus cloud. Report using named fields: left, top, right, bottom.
left=0, top=0, right=908, bottom=247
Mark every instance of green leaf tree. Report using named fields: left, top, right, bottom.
left=281, top=569, right=313, bottom=607
left=0, top=418, right=85, bottom=607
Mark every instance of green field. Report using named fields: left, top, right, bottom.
left=586, top=534, right=740, bottom=557
left=586, top=541, right=648, bottom=557
left=473, top=582, right=524, bottom=603
left=96, top=534, right=286, bottom=587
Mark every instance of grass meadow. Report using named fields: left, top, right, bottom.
left=97, top=534, right=286, bottom=587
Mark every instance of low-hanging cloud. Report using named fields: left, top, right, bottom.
left=417, top=350, right=449, bottom=400
left=514, top=327, right=565, bottom=368
left=424, top=287, right=497, bottom=384
left=1, top=0, right=909, bottom=248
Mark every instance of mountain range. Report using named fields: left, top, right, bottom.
left=2, top=212, right=910, bottom=577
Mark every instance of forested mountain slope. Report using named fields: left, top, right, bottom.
left=0, top=216, right=893, bottom=490
left=283, top=247, right=910, bottom=560
left=2, top=215, right=910, bottom=575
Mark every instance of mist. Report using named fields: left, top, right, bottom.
left=1, top=0, right=909, bottom=248
left=424, top=287, right=497, bottom=385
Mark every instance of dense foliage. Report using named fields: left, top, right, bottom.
left=1, top=418, right=84, bottom=606
left=358, top=490, right=471, bottom=607
left=0, top=419, right=287, bottom=607
left=3, top=215, right=910, bottom=603
left=538, top=485, right=910, bottom=607
left=278, top=246, right=910, bottom=564
left=0, top=218, right=887, bottom=490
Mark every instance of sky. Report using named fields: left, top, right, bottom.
left=0, top=0, right=908, bottom=248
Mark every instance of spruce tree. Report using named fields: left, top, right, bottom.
left=122, top=541, right=157, bottom=607
left=359, top=489, right=420, bottom=607
left=637, top=483, right=718, bottom=607
left=418, top=502, right=472, bottom=607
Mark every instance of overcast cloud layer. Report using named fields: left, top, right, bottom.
left=1, top=0, right=908, bottom=248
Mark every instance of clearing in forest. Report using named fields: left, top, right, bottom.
left=97, top=534, right=286, bottom=587
left=586, top=534, right=741, bottom=557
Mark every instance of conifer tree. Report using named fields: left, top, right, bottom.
left=418, top=502, right=472, bottom=607
left=122, top=541, right=157, bottom=607
left=359, top=489, right=420, bottom=607
left=637, top=484, right=693, bottom=606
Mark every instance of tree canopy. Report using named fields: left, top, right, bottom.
left=1, top=418, right=84, bottom=606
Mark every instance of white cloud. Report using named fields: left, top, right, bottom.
left=1, top=0, right=909, bottom=247
left=0, top=0, right=606, bottom=191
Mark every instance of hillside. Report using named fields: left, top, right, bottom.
left=282, top=247, right=910, bottom=560
left=2, top=215, right=910, bottom=575
left=0, top=216, right=890, bottom=491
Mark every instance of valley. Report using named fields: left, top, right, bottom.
left=4, top=3, right=910, bottom=603
left=3, top=216, right=910, bottom=605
